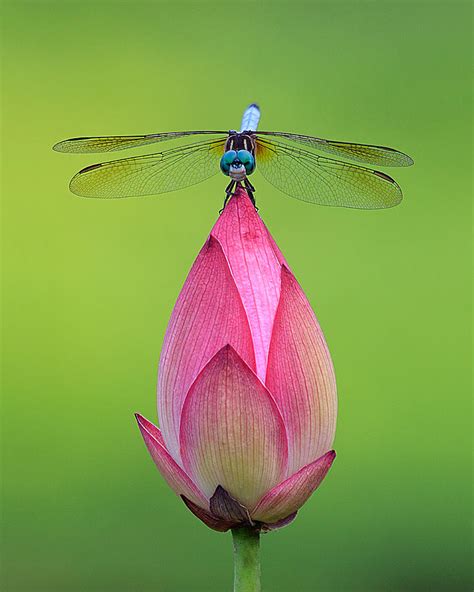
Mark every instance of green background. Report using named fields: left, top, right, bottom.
left=1, top=1, right=471, bottom=590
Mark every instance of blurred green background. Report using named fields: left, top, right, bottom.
left=1, top=1, right=471, bottom=591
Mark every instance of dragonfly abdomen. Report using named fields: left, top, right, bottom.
left=240, top=103, right=260, bottom=132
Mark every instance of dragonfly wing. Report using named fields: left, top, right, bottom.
left=257, top=131, right=414, bottom=167
left=256, top=138, right=403, bottom=209
left=53, top=131, right=227, bottom=153
left=70, top=138, right=226, bottom=198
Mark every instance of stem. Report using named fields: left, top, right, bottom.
left=231, top=526, right=261, bottom=592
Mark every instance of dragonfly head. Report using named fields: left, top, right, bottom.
left=220, top=149, right=255, bottom=181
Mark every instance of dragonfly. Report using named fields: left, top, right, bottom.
left=53, top=104, right=413, bottom=210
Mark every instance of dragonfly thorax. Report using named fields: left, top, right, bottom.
left=220, top=132, right=256, bottom=180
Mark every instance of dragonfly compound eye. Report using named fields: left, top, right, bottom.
left=237, top=150, right=255, bottom=175
left=220, top=150, right=238, bottom=175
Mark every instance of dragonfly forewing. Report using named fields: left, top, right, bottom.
left=257, top=131, right=414, bottom=167
left=53, top=131, right=227, bottom=154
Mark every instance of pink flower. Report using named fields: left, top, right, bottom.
left=136, top=188, right=337, bottom=531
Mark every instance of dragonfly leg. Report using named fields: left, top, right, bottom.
left=220, top=180, right=236, bottom=212
left=243, top=178, right=257, bottom=209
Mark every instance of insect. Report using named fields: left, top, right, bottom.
left=53, top=103, right=413, bottom=209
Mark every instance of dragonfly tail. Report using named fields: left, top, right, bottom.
left=240, top=103, right=260, bottom=132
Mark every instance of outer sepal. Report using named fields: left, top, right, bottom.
left=181, top=495, right=237, bottom=532
left=252, top=450, right=336, bottom=523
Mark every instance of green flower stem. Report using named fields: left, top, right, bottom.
left=231, top=526, right=261, bottom=592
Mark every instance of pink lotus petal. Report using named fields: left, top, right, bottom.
left=266, top=265, right=337, bottom=475
left=251, top=450, right=336, bottom=523
left=180, top=345, right=288, bottom=509
left=135, top=413, right=208, bottom=508
left=211, top=187, right=284, bottom=380
left=158, top=235, right=256, bottom=463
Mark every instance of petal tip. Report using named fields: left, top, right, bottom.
left=280, top=263, right=296, bottom=283
left=135, top=413, right=160, bottom=435
left=211, top=343, right=248, bottom=369
left=206, top=233, right=222, bottom=250
left=219, top=342, right=234, bottom=353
